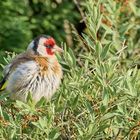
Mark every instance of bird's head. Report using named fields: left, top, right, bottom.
left=28, top=35, right=63, bottom=57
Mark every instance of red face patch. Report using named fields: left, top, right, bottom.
left=44, top=37, right=56, bottom=55
left=46, top=48, right=54, bottom=55
left=44, top=37, right=55, bottom=47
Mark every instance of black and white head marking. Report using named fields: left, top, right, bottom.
left=33, top=35, right=50, bottom=54
left=27, top=34, right=51, bottom=55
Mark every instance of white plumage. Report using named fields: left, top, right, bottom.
left=7, top=60, right=62, bottom=102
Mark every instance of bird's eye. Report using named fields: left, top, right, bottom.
left=46, top=45, right=52, bottom=49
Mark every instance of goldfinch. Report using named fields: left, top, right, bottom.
left=0, top=35, right=63, bottom=102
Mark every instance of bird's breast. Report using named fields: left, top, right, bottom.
left=34, top=56, right=62, bottom=78
left=7, top=57, right=62, bottom=102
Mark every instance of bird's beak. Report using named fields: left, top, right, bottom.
left=53, top=45, right=63, bottom=53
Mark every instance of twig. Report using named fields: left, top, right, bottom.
left=73, top=0, right=86, bottom=24
left=116, top=40, right=128, bottom=57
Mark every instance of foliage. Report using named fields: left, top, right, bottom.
left=0, top=0, right=140, bottom=139
left=0, top=0, right=80, bottom=54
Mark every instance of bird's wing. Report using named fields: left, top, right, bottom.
left=0, top=63, right=11, bottom=91
left=0, top=74, right=9, bottom=91
left=0, top=52, right=36, bottom=91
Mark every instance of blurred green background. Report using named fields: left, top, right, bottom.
left=0, top=0, right=83, bottom=59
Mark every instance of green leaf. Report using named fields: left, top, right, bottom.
left=101, top=113, right=116, bottom=121
left=101, top=23, right=113, bottom=34
left=72, top=95, right=79, bottom=108
left=95, top=42, right=102, bottom=58
left=26, top=92, right=36, bottom=107
left=82, top=33, right=95, bottom=50
left=35, top=97, right=46, bottom=108
left=68, top=48, right=76, bottom=67
left=49, top=129, right=60, bottom=140
left=100, top=42, right=111, bottom=59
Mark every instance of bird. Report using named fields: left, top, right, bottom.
left=0, top=35, right=63, bottom=102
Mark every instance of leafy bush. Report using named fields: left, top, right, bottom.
left=0, top=0, right=140, bottom=139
